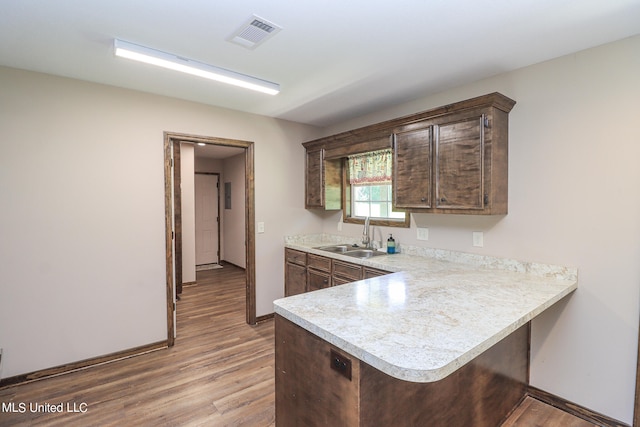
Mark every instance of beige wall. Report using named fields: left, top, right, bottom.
left=319, top=35, right=640, bottom=423
left=222, top=153, right=246, bottom=268
left=180, top=143, right=196, bottom=283
left=0, top=66, right=323, bottom=379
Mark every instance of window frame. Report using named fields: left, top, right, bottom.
left=341, top=158, right=410, bottom=228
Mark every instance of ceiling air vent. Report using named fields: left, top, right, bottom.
left=228, top=15, right=282, bottom=50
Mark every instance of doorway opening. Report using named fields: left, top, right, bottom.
left=164, top=132, right=257, bottom=347
left=195, top=172, right=221, bottom=271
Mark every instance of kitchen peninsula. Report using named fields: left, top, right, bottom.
left=274, top=235, right=578, bottom=427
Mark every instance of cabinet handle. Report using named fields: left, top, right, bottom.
left=440, top=197, right=447, bottom=203
left=421, top=197, right=427, bottom=202
left=323, top=279, right=328, bottom=284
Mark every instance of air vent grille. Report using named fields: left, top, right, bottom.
left=228, top=15, right=282, bottom=49
left=250, top=19, right=275, bottom=33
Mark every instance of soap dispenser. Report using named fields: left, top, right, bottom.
left=386, top=234, right=396, bottom=254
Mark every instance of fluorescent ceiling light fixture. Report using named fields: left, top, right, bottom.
left=113, top=39, right=280, bottom=95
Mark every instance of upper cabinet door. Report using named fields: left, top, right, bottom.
left=393, top=126, right=432, bottom=208
left=305, top=147, right=342, bottom=210
left=305, top=148, right=324, bottom=208
left=434, top=115, right=484, bottom=210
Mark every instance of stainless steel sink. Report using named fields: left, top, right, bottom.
left=342, top=249, right=387, bottom=259
left=314, top=245, right=388, bottom=259
left=314, top=244, right=351, bottom=253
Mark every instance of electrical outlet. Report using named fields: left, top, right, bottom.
left=257, top=222, right=265, bottom=233
left=330, top=349, right=352, bottom=380
left=472, top=231, right=484, bottom=247
left=417, top=227, right=429, bottom=241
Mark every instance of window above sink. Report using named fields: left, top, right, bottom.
left=345, top=149, right=409, bottom=228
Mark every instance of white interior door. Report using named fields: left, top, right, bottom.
left=195, top=173, right=219, bottom=265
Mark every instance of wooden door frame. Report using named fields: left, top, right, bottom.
left=172, top=142, right=183, bottom=298
left=164, top=132, right=256, bottom=347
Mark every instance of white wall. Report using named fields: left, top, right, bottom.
left=222, top=153, right=246, bottom=268
left=319, top=35, right=640, bottom=424
left=0, top=66, right=323, bottom=379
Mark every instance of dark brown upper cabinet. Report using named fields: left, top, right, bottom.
left=393, top=96, right=515, bottom=214
left=395, top=115, right=488, bottom=211
left=303, top=93, right=515, bottom=214
left=304, top=147, right=323, bottom=208
left=435, top=115, right=486, bottom=210
left=393, top=126, right=433, bottom=208
left=304, top=147, right=342, bottom=210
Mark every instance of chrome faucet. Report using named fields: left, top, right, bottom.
left=362, top=216, right=371, bottom=248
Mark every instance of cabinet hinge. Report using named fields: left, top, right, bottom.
left=483, top=117, right=490, bottom=128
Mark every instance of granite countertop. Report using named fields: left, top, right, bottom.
left=274, top=234, right=578, bottom=383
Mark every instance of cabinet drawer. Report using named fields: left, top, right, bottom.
left=307, top=254, right=332, bottom=272
left=332, top=275, right=354, bottom=286
left=363, top=267, right=391, bottom=279
left=308, top=269, right=331, bottom=291
left=333, top=260, right=363, bottom=281
left=285, top=248, right=307, bottom=266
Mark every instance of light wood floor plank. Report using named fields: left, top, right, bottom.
left=0, top=264, right=275, bottom=426
left=501, top=396, right=598, bottom=427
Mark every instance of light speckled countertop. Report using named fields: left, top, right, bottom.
left=274, top=234, right=578, bottom=383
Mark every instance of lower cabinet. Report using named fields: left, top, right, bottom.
left=307, top=254, right=333, bottom=291
left=333, top=260, right=363, bottom=284
left=285, top=262, right=306, bottom=296
left=363, top=266, right=389, bottom=278
left=276, top=315, right=529, bottom=427
left=332, top=275, right=355, bottom=286
left=308, top=269, right=332, bottom=291
left=284, top=249, right=307, bottom=297
left=284, top=248, right=390, bottom=295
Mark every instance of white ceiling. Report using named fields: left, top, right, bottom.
left=1, top=1, right=639, bottom=128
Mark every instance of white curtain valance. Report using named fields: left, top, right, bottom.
left=348, top=148, right=392, bottom=185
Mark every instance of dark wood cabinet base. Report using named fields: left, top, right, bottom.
left=275, top=315, right=529, bottom=427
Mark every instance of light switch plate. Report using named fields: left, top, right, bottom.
left=417, top=227, right=429, bottom=241
left=472, top=231, right=484, bottom=247
left=257, top=222, right=265, bottom=233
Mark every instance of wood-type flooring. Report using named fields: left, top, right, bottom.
left=0, top=263, right=603, bottom=427
left=0, top=264, right=275, bottom=426
left=502, top=396, right=598, bottom=427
